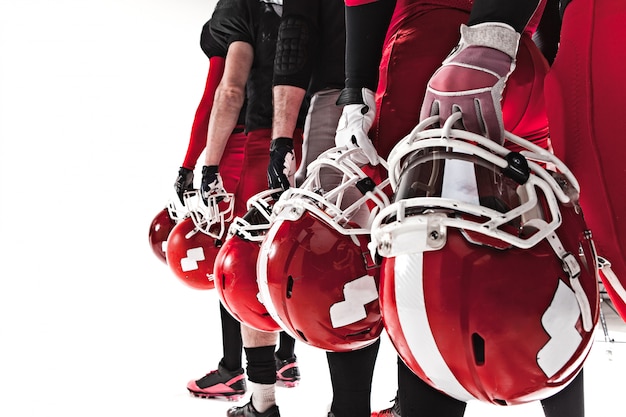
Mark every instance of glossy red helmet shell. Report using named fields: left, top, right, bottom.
left=371, top=116, right=599, bottom=405
left=256, top=148, right=391, bottom=352
left=214, top=190, right=282, bottom=332
left=148, top=207, right=176, bottom=264
left=258, top=212, right=383, bottom=351
left=214, top=233, right=281, bottom=332
left=379, top=215, right=598, bottom=405
left=165, top=216, right=223, bottom=290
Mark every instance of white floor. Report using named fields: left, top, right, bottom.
left=1, top=1, right=624, bottom=416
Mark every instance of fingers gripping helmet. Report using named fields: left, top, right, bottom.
left=370, top=114, right=599, bottom=405
left=148, top=207, right=177, bottom=264
left=257, top=147, right=391, bottom=351
left=214, top=189, right=282, bottom=332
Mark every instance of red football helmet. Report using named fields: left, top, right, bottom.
left=165, top=216, right=224, bottom=290
left=598, top=256, right=626, bottom=322
left=214, top=189, right=282, bottom=332
left=257, top=147, right=390, bottom=351
left=148, top=207, right=177, bottom=264
left=370, top=114, right=599, bottom=405
left=148, top=194, right=190, bottom=265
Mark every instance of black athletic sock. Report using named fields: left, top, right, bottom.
left=327, top=338, right=380, bottom=417
left=398, top=357, right=466, bottom=417
left=220, top=302, right=243, bottom=371
left=275, top=331, right=296, bottom=360
left=244, top=345, right=277, bottom=384
left=541, top=369, right=585, bottom=417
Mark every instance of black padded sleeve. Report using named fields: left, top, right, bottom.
left=273, top=11, right=317, bottom=89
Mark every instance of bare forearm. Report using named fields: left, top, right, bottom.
left=272, top=85, right=306, bottom=139
left=204, top=85, right=245, bottom=165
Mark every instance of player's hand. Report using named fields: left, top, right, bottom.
left=335, top=87, right=379, bottom=165
left=174, top=167, right=194, bottom=205
left=200, top=165, right=226, bottom=205
left=420, top=22, right=520, bottom=144
left=267, top=137, right=296, bottom=192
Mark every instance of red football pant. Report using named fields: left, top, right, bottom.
left=233, top=128, right=303, bottom=218
left=545, top=0, right=626, bottom=316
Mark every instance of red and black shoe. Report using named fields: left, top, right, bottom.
left=187, top=361, right=247, bottom=401
left=371, top=396, right=401, bottom=417
left=275, top=354, right=300, bottom=388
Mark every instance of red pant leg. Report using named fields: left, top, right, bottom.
left=233, top=128, right=303, bottom=217
left=545, top=0, right=626, bottom=319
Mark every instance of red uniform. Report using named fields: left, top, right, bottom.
left=181, top=20, right=247, bottom=193
left=210, top=0, right=307, bottom=217
left=545, top=0, right=626, bottom=319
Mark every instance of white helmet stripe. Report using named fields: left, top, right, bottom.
left=394, top=252, right=474, bottom=402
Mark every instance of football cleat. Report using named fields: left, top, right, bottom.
left=371, top=397, right=400, bottom=417
left=187, top=361, right=246, bottom=401
left=275, top=354, right=300, bottom=388
left=227, top=401, right=280, bottom=417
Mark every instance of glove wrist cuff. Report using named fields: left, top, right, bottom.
left=270, top=137, right=294, bottom=151
left=202, top=165, right=219, bottom=176
left=336, top=87, right=375, bottom=106
left=460, top=22, right=520, bottom=59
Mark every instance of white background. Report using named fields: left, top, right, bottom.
left=0, top=1, right=624, bottom=416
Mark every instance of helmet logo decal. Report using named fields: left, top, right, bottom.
left=180, top=247, right=205, bottom=272
left=329, top=275, right=378, bottom=328
left=537, top=279, right=583, bottom=378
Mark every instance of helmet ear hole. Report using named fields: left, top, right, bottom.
left=286, top=276, right=294, bottom=299
left=471, top=333, right=485, bottom=366
left=296, top=330, right=308, bottom=343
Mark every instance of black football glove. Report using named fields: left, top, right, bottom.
left=174, top=166, right=194, bottom=205
left=267, top=137, right=296, bottom=194
left=201, top=165, right=226, bottom=205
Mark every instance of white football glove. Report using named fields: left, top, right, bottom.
left=335, top=87, right=379, bottom=166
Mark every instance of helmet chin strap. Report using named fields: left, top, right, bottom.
left=544, top=226, right=594, bottom=332
left=597, top=256, right=626, bottom=304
